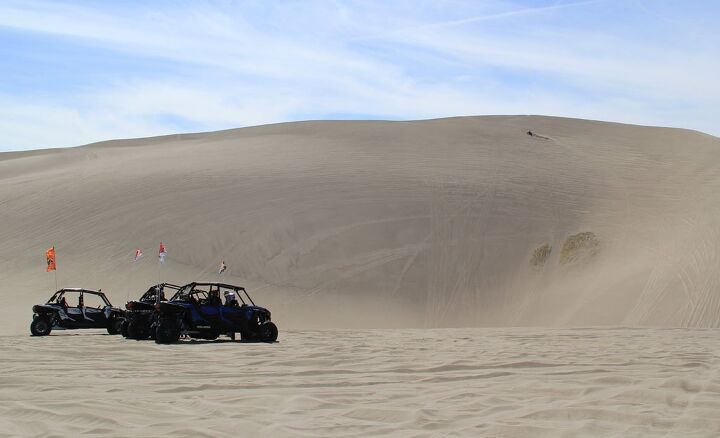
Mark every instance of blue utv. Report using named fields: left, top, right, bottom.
left=154, top=282, right=278, bottom=344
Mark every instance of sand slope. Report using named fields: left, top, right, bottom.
left=2, top=328, right=720, bottom=437
left=1, top=116, right=720, bottom=333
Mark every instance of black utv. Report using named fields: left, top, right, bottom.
left=31, top=288, right=125, bottom=336
left=154, top=282, right=278, bottom=344
left=122, top=283, right=181, bottom=340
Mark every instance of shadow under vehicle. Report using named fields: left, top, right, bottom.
left=122, top=283, right=182, bottom=340
left=30, top=288, right=125, bottom=336
left=154, top=282, right=278, bottom=344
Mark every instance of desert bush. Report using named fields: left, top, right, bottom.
left=559, top=231, right=599, bottom=265
left=530, top=243, right=552, bottom=268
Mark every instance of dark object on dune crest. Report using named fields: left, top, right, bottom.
left=30, top=288, right=125, bottom=336
left=530, top=243, right=552, bottom=268
left=527, top=130, right=550, bottom=140
left=559, top=232, right=600, bottom=265
left=152, top=282, right=277, bottom=344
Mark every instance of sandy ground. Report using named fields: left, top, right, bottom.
left=1, top=328, right=720, bottom=437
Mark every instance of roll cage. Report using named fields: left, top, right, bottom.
left=46, top=288, right=111, bottom=307
left=141, top=283, right=182, bottom=303
left=169, top=282, right=256, bottom=306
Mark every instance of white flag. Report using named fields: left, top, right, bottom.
left=158, top=242, right=167, bottom=264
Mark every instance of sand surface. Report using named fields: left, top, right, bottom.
left=2, top=116, right=720, bottom=333
left=2, top=328, right=720, bottom=437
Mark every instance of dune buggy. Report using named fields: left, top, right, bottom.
left=30, top=288, right=125, bottom=336
left=122, top=283, right=181, bottom=340
left=154, top=282, right=278, bottom=344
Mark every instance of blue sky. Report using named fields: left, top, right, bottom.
left=0, top=0, right=718, bottom=151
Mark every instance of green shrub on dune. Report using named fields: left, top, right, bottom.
left=560, top=232, right=599, bottom=265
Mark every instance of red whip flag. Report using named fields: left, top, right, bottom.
left=46, top=247, right=56, bottom=272
left=134, top=248, right=143, bottom=262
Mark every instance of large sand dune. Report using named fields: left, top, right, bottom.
left=1, top=116, right=720, bottom=333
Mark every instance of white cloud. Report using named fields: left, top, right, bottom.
left=0, top=95, right=178, bottom=149
left=0, top=0, right=717, bottom=151
left=384, top=25, right=720, bottom=102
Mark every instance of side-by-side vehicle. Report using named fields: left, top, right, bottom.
left=122, top=283, right=182, bottom=340
left=30, top=288, right=125, bottom=336
left=154, top=282, right=278, bottom=344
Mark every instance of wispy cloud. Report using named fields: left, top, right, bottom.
left=356, top=0, right=605, bottom=39
left=0, top=0, right=717, bottom=151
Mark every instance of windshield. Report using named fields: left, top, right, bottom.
left=191, top=290, right=208, bottom=301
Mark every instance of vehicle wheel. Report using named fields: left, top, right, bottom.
left=31, top=317, right=53, bottom=336
left=107, top=317, right=124, bottom=335
left=258, top=322, right=278, bottom=343
left=120, top=319, right=130, bottom=338
left=155, top=319, right=181, bottom=344
left=128, top=318, right=150, bottom=340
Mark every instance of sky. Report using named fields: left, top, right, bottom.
left=0, top=0, right=718, bottom=151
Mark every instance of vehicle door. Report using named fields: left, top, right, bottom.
left=61, top=293, right=86, bottom=327
left=80, top=293, right=109, bottom=328
left=219, top=289, right=245, bottom=329
left=187, top=291, right=208, bottom=324
left=196, top=290, right=224, bottom=327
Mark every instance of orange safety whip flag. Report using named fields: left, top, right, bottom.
left=46, top=247, right=56, bottom=272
